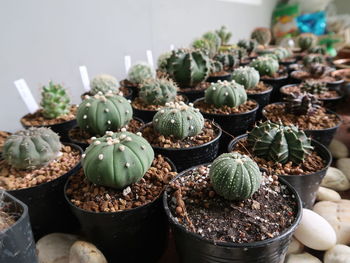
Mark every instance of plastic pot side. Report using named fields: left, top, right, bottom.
left=260, top=74, right=289, bottom=103
left=206, top=73, right=232, bottom=83
left=247, top=85, right=273, bottom=120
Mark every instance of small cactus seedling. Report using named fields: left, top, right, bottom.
left=303, top=54, right=325, bottom=67
left=300, top=81, right=328, bottom=94
left=139, top=78, right=178, bottom=105
left=209, top=59, right=224, bottom=74
left=297, top=33, right=318, bottom=52
left=250, top=27, right=271, bottom=46
left=128, top=63, right=155, bottom=84
left=232, top=66, right=260, bottom=90
left=307, top=63, right=328, bottom=78
left=82, top=130, right=154, bottom=189
left=237, top=39, right=258, bottom=55
left=214, top=52, right=240, bottom=70
left=215, top=25, right=232, bottom=45
left=247, top=121, right=313, bottom=164
left=205, top=80, right=247, bottom=108
left=308, top=46, right=327, bottom=55
left=157, top=52, right=172, bottom=72
left=209, top=152, right=262, bottom=200
left=90, top=74, right=119, bottom=95
left=285, top=92, right=321, bottom=116
left=3, top=127, right=61, bottom=170
left=250, top=56, right=279, bottom=77
left=153, top=102, right=204, bottom=140
left=77, top=92, right=133, bottom=136
left=41, top=81, right=70, bottom=119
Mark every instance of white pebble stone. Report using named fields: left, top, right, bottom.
left=336, top=158, right=350, bottom=180
left=69, top=240, right=107, bottom=263
left=329, top=139, right=348, bottom=159
left=287, top=237, right=304, bottom=255
left=285, top=252, right=321, bottom=263
left=316, top=186, right=341, bottom=202
left=324, top=244, right=350, bottom=263
left=321, top=167, right=350, bottom=191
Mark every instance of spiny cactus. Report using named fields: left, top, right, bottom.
left=209, top=152, right=262, bottom=200
left=165, top=48, right=210, bottom=88
left=209, top=59, right=224, bottom=74
left=307, top=63, right=328, bottom=78
left=3, top=127, right=61, bottom=170
left=77, top=92, right=133, bottom=136
left=285, top=92, right=321, bottom=116
left=128, top=63, right=155, bottom=84
left=308, top=46, right=327, bottom=55
left=303, top=54, right=325, bottom=67
left=247, top=121, right=313, bottom=164
left=202, top=31, right=222, bottom=58
left=297, top=33, right=318, bottom=52
left=300, top=81, right=328, bottom=94
left=250, top=56, right=279, bottom=77
left=274, top=47, right=292, bottom=60
left=214, top=52, right=239, bottom=70
left=215, top=25, right=232, bottom=45
left=90, top=74, right=119, bottom=95
left=153, top=102, right=204, bottom=140
left=139, top=78, right=178, bottom=105
left=40, top=81, right=70, bottom=119
left=205, top=80, right=247, bottom=108
left=237, top=39, right=258, bottom=55
left=82, top=130, right=154, bottom=189
left=251, top=27, right=272, bottom=46
left=157, top=52, right=172, bottom=72
left=232, top=66, right=260, bottom=89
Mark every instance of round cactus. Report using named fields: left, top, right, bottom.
left=237, top=39, right=258, bottom=55
left=308, top=46, right=327, bottom=55
left=232, top=66, right=260, bottom=89
left=273, top=47, right=291, bottom=60
left=82, top=130, right=154, bottom=189
left=209, top=152, right=262, bottom=200
left=3, top=127, right=61, bottom=170
left=153, top=102, right=204, bottom=140
left=300, top=81, right=328, bottom=94
left=297, top=33, right=318, bottom=51
left=41, top=81, right=71, bottom=119
left=139, top=78, right=178, bottom=105
left=90, top=74, right=119, bottom=95
left=247, top=121, right=313, bottom=164
left=251, top=27, right=272, bottom=46
left=209, top=59, right=224, bottom=74
left=205, top=80, right=247, bottom=108
left=127, top=63, right=155, bottom=84
left=285, top=92, right=321, bottom=116
left=77, top=93, right=133, bottom=136
left=157, top=52, right=172, bottom=72
left=214, top=52, right=240, bottom=70
left=202, top=31, right=222, bottom=58
left=250, top=56, right=279, bottom=77
left=303, top=54, right=325, bottom=67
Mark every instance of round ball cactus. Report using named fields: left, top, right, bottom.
left=77, top=93, right=133, bottom=136
left=82, top=131, right=154, bottom=189
left=153, top=102, right=204, bottom=140
left=41, top=81, right=70, bottom=119
left=90, top=74, right=119, bottom=95
left=139, top=78, right=178, bottom=105
left=250, top=56, right=279, bottom=77
left=205, top=80, right=247, bottom=108
left=232, top=66, right=260, bottom=89
left=300, top=81, right=328, bottom=94
left=3, top=127, right=61, bottom=170
left=237, top=39, right=258, bottom=55
left=214, top=52, right=240, bottom=70
left=209, top=152, right=262, bottom=200
left=247, top=121, right=313, bottom=164
left=297, top=33, right=318, bottom=52
left=308, top=46, right=327, bottom=55
left=250, top=27, right=271, bottom=46
left=303, top=54, right=325, bottom=67
left=157, top=52, right=172, bottom=72
left=127, top=63, right=155, bottom=84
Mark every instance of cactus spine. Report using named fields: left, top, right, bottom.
left=232, top=66, right=260, bottom=89
left=41, top=81, right=70, bottom=119
left=139, top=78, right=178, bottom=105
left=90, top=74, right=119, bottom=95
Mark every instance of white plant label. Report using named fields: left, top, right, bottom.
left=79, top=65, right=90, bottom=91
left=14, top=79, right=39, bottom=114
left=170, top=44, right=175, bottom=51
left=146, top=50, right=154, bottom=69
left=124, top=55, right=131, bottom=74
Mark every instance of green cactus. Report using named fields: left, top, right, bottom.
left=77, top=92, right=133, bottom=136
left=237, top=39, right=258, bottom=55
left=209, top=59, right=224, bottom=74
left=40, top=81, right=70, bottom=119
left=128, top=63, right=155, bottom=84
left=3, top=127, right=61, bottom=170
left=231, top=47, right=248, bottom=60
left=139, top=78, right=178, bottom=105
left=247, top=121, right=313, bottom=164
left=308, top=46, right=327, bottom=55
left=307, top=63, right=328, bottom=78
left=273, top=47, right=291, bottom=60
left=82, top=131, right=154, bottom=189
left=90, top=74, right=119, bottom=95
left=209, top=152, right=262, bottom=200
left=157, top=52, right=172, bottom=72
left=285, top=92, right=321, bottom=115
left=191, top=38, right=211, bottom=53
left=250, top=56, right=279, bottom=77
left=300, top=81, right=328, bottom=94
left=202, top=31, right=222, bottom=58
left=297, top=33, right=318, bottom=51
left=232, top=66, right=260, bottom=90
left=251, top=27, right=272, bottom=46
left=303, top=54, right=325, bottom=67
left=214, top=52, right=239, bottom=70
left=153, top=102, right=204, bottom=140
left=205, top=80, right=247, bottom=108
left=215, top=25, right=232, bottom=45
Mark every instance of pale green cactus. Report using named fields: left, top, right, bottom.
left=128, top=63, right=155, bottom=84
left=250, top=56, right=279, bottom=77
left=251, top=27, right=271, bottom=46
left=139, top=78, right=178, bottom=105
left=157, top=52, right=172, bottom=72
left=215, top=25, right=232, bottom=45
left=41, top=81, right=70, bottom=119
left=232, top=66, right=260, bottom=90
left=90, top=74, right=119, bottom=95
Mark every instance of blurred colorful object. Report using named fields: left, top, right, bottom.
left=319, top=34, right=341, bottom=57
left=296, top=11, right=326, bottom=35
left=272, top=3, right=299, bottom=39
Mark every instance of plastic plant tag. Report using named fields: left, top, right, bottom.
left=79, top=65, right=90, bottom=91
left=146, top=50, right=154, bottom=69
left=14, top=79, right=39, bottom=114
left=124, top=55, right=131, bottom=74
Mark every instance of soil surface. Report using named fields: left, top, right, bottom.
left=179, top=82, right=210, bottom=93
left=281, top=84, right=340, bottom=99
left=291, top=71, right=339, bottom=83
left=209, top=71, right=230, bottom=77
left=195, top=100, right=257, bottom=115
left=132, top=95, right=186, bottom=111
left=260, top=67, right=288, bottom=80
left=246, top=82, right=272, bottom=95
left=0, top=201, right=18, bottom=231
left=0, top=131, right=11, bottom=152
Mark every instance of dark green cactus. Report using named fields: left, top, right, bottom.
left=157, top=52, right=172, bottom=72
left=251, top=27, right=271, bottom=46
left=247, top=121, right=313, bottom=164
left=77, top=92, right=133, bottom=136
left=209, top=59, right=224, bottom=74
left=297, top=33, right=318, bottom=51
left=232, top=66, right=260, bottom=89
left=3, top=127, right=61, bottom=170
left=303, top=54, right=325, bottom=67
left=300, top=81, right=328, bottom=94
left=128, top=63, right=155, bottom=84
left=82, top=130, right=154, bottom=189
left=215, top=25, right=232, bottom=45
left=250, top=56, right=279, bottom=77
left=308, top=46, right=327, bottom=55
left=139, top=78, right=178, bottom=105
left=237, top=39, right=258, bottom=55
left=40, top=81, right=70, bottom=119
left=153, top=102, right=204, bottom=140
left=214, top=52, right=240, bottom=70
left=307, top=63, right=328, bottom=78
left=209, top=152, right=262, bottom=200
left=90, top=74, right=119, bottom=95
left=284, top=92, right=321, bottom=116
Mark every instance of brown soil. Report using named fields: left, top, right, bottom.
left=291, top=71, right=339, bottom=83
left=81, top=86, right=131, bottom=99
left=132, top=95, right=186, bottom=111
left=246, top=82, right=272, bottom=95
left=69, top=118, right=143, bottom=145
left=281, top=85, right=340, bottom=99
left=209, top=71, right=230, bottom=77
left=263, top=103, right=340, bottom=130
left=194, top=100, right=257, bottom=115
left=260, top=67, right=288, bottom=80
left=0, top=145, right=81, bottom=190
left=167, top=165, right=297, bottom=243
left=0, top=203, right=17, bottom=231
left=179, top=82, right=210, bottom=93
left=66, top=155, right=177, bottom=212
left=21, top=105, right=77, bottom=127
left=120, top=79, right=139, bottom=88
left=141, top=121, right=219, bottom=149
left=0, top=131, right=11, bottom=152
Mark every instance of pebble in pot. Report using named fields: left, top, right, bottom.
left=69, top=241, right=107, bottom=263
left=324, top=244, right=350, bottom=263
left=285, top=252, right=321, bottom=263
left=329, top=139, right=349, bottom=159
left=316, top=186, right=341, bottom=201
left=321, top=167, right=350, bottom=191
left=336, top=158, right=350, bottom=180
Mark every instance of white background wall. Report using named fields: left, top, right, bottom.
left=0, top=0, right=277, bottom=131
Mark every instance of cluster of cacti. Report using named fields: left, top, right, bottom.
left=297, top=33, right=318, bottom=51
left=40, top=81, right=70, bottom=119
left=231, top=47, right=248, bottom=60
left=250, top=27, right=271, bottom=46
left=300, top=81, right=328, bottom=94
left=214, top=52, right=239, bottom=70
left=3, top=127, right=61, bottom=170
left=157, top=52, right=172, bottom=72
left=232, top=66, right=260, bottom=90
left=215, top=25, right=232, bottom=45
left=285, top=92, right=321, bottom=116
left=209, top=152, right=262, bottom=200
left=303, top=54, right=325, bottom=67
left=273, top=47, right=292, bottom=61
left=307, top=63, right=328, bottom=78
left=209, top=59, right=224, bottom=74
left=237, top=39, right=258, bottom=55
left=90, top=74, right=119, bottom=95
left=77, top=92, right=133, bottom=136
left=82, top=130, right=154, bottom=189
left=247, top=121, right=313, bottom=164
left=127, top=63, right=155, bottom=84
left=165, top=48, right=210, bottom=88
left=308, top=45, right=327, bottom=55
left=153, top=102, right=204, bottom=140
left=250, top=56, right=279, bottom=77
left=139, top=78, right=178, bottom=105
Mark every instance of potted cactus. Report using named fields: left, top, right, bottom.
left=20, top=81, right=76, bottom=141
left=294, top=33, right=318, bottom=59
left=213, top=51, right=240, bottom=73
left=0, top=127, right=82, bottom=239
left=64, top=130, right=177, bottom=262
left=206, top=59, right=232, bottom=83
left=228, top=121, right=331, bottom=208
left=237, top=38, right=258, bottom=58
left=140, top=102, right=222, bottom=171
left=251, top=27, right=272, bottom=47
left=163, top=152, right=302, bottom=263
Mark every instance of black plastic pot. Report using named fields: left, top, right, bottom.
left=206, top=73, right=232, bottom=83
left=120, top=79, right=139, bottom=100
left=228, top=134, right=332, bottom=209
left=261, top=74, right=289, bottom=102
left=80, top=86, right=133, bottom=101
left=64, top=158, right=176, bottom=263
left=0, top=191, right=38, bottom=263
left=163, top=164, right=302, bottom=263
left=247, top=85, right=273, bottom=120
left=141, top=122, right=222, bottom=172
left=8, top=143, right=82, bottom=240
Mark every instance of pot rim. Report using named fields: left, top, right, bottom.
left=279, top=84, right=344, bottom=101
left=20, top=116, right=77, bottom=129
left=290, top=70, right=345, bottom=85
left=246, top=83, right=273, bottom=96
